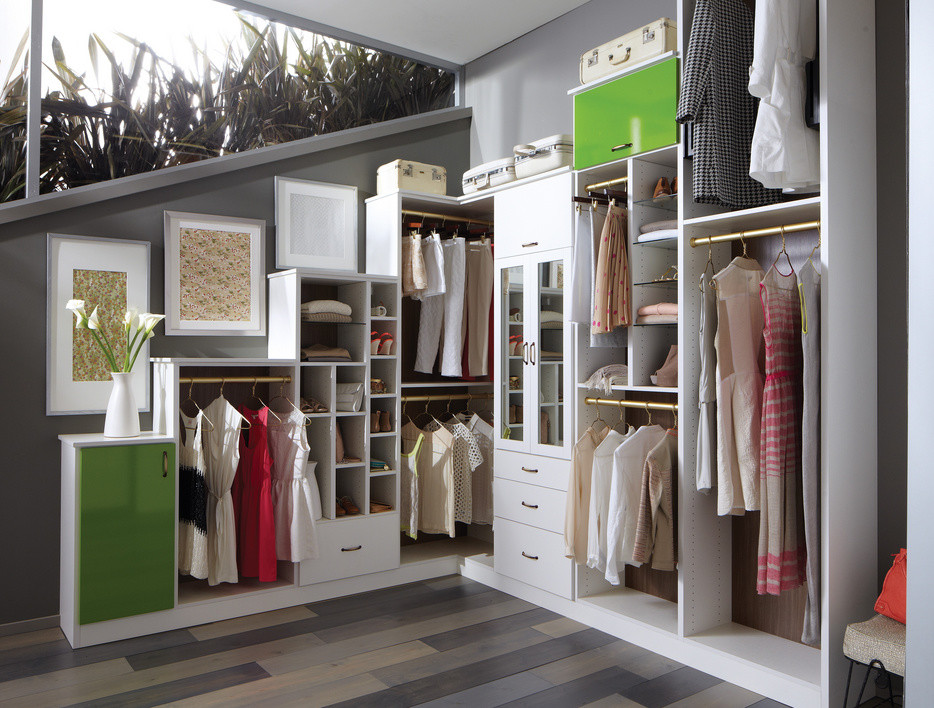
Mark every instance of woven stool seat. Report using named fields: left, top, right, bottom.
left=843, top=614, right=906, bottom=677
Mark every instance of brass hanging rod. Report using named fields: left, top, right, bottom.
left=178, top=376, right=292, bottom=385
left=584, top=175, right=629, bottom=192
left=401, top=393, right=493, bottom=403
left=401, top=209, right=494, bottom=227
left=689, top=219, right=821, bottom=248
left=584, top=397, right=678, bottom=412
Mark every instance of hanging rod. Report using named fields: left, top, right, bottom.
left=401, top=209, right=494, bottom=227
left=584, top=397, right=678, bottom=412
left=584, top=175, right=629, bottom=192
left=178, top=376, right=292, bottom=385
left=689, top=219, right=821, bottom=248
left=401, top=393, right=493, bottom=403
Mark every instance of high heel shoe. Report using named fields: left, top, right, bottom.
left=378, top=333, right=394, bottom=356
left=653, top=177, right=672, bottom=198
left=379, top=410, right=392, bottom=432
left=370, top=331, right=381, bottom=356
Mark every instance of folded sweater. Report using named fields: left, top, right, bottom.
left=637, top=302, right=679, bottom=317
left=640, top=219, right=678, bottom=234
left=636, top=314, right=678, bottom=325
left=301, top=299, right=352, bottom=317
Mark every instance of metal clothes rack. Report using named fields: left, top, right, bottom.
left=401, top=209, right=494, bottom=228
left=401, top=393, right=493, bottom=403
left=584, top=175, right=629, bottom=192
left=584, top=397, right=678, bottom=413
left=689, top=219, right=821, bottom=248
left=178, top=375, right=292, bottom=385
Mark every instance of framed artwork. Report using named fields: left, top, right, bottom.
left=164, top=211, right=266, bottom=336
left=47, top=234, right=151, bottom=415
left=275, top=176, right=358, bottom=271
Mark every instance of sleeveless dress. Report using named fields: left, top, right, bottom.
left=178, top=411, right=208, bottom=579
left=203, top=396, right=242, bottom=585
left=237, top=406, right=278, bottom=582
left=400, top=424, right=425, bottom=540
left=756, top=265, right=807, bottom=595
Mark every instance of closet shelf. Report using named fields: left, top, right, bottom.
left=633, top=280, right=677, bottom=288
left=634, top=236, right=678, bottom=249
left=335, top=411, right=366, bottom=418
left=335, top=461, right=365, bottom=469
left=369, top=431, right=396, bottom=438
left=633, top=322, right=677, bottom=327
left=633, top=194, right=678, bottom=212
left=300, top=361, right=366, bottom=367
left=577, top=589, right=678, bottom=635
left=371, top=355, right=397, bottom=360
left=371, top=393, right=395, bottom=399
left=683, top=195, right=820, bottom=231
left=303, top=412, right=332, bottom=418
left=577, top=383, right=678, bottom=394
left=401, top=381, right=493, bottom=388
left=370, top=316, right=398, bottom=322
left=369, top=470, right=396, bottom=478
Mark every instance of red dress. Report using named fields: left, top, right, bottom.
left=236, top=406, right=278, bottom=582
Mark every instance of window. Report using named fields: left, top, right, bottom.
left=0, top=3, right=30, bottom=202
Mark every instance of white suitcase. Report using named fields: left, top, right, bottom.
left=513, top=134, right=573, bottom=180
left=579, top=18, right=677, bottom=85
left=377, top=159, right=447, bottom=196
left=462, top=157, right=517, bottom=195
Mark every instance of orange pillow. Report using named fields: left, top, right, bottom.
left=874, top=548, right=907, bottom=624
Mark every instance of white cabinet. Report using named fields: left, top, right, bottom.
left=493, top=171, right=574, bottom=259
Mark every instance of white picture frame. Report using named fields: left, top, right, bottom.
left=275, top=176, right=358, bottom=271
left=164, top=211, right=266, bottom=336
left=47, top=234, right=151, bottom=415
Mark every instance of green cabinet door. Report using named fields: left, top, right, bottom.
left=78, top=443, right=176, bottom=624
left=574, top=57, right=679, bottom=170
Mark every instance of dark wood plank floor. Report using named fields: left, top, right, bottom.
left=0, top=576, right=791, bottom=707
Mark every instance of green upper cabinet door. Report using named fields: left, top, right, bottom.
left=78, top=443, right=176, bottom=624
left=574, top=57, right=679, bottom=170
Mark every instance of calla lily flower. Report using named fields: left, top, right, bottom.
left=86, top=306, right=101, bottom=330
left=124, top=307, right=139, bottom=332
left=66, top=299, right=89, bottom=329
left=139, top=313, right=166, bottom=338
left=65, top=299, right=164, bottom=373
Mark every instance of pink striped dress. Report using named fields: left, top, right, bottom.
left=756, top=265, right=807, bottom=595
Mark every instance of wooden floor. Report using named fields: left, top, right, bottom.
left=0, top=576, right=795, bottom=707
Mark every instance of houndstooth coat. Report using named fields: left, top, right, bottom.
left=677, top=0, right=781, bottom=209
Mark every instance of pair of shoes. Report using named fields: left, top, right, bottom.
left=337, top=496, right=360, bottom=515
left=653, top=176, right=679, bottom=198
left=370, top=331, right=395, bottom=356
left=370, top=410, right=392, bottom=432
left=370, top=500, right=393, bottom=513
left=509, top=335, right=524, bottom=355
left=299, top=397, right=328, bottom=414
left=508, top=404, right=524, bottom=424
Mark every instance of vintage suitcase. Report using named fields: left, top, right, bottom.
left=376, top=160, right=447, bottom=196
left=580, top=18, right=677, bottom=85
left=462, top=157, right=517, bottom=195
left=513, top=134, right=573, bottom=180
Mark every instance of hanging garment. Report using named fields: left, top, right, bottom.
left=697, top=273, right=718, bottom=492
left=445, top=419, right=483, bottom=524
left=178, top=411, right=208, bottom=580
left=632, top=430, right=679, bottom=571
left=748, top=0, right=820, bottom=191
left=465, top=241, right=494, bottom=376
left=591, top=205, right=631, bottom=335
left=405, top=420, right=456, bottom=537
left=464, top=413, right=494, bottom=525
left=712, top=257, right=765, bottom=516
left=415, top=233, right=446, bottom=300
left=402, top=234, right=428, bottom=296
left=400, top=426, right=425, bottom=540
left=267, top=409, right=319, bottom=563
left=570, top=206, right=596, bottom=325
left=414, top=293, right=445, bottom=374
left=202, top=396, right=243, bottom=585
left=565, top=425, right=610, bottom=564
left=586, top=428, right=629, bottom=573
left=605, top=425, right=667, bottom=585
left=237, top=406, right=278, bottom=582
left=757, top=265, right=807, bottom=595
left=440, top=237, right=467, bottom=377
left=799, top=259, right=821, bottom=644
left=676, top=0, right=781, bottom=209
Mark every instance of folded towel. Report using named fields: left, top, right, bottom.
left=637, top=302, right=678, bottom=317
left=301, top=299, right=352, bottom=317
left=301, top=312, right=352, bottom=323
left=637, top=229, right=679, bottom=243
left=640, top=219, right=678, bottom=234
left=584, top=364, right=630, bottom=395
left=636, top=314, right=678, bottom=325
left=301, top=343, right=352, bottom=361
left=540, top=310, right=563, bottom=323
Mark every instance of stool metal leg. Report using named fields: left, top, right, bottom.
left=855, top=661, right=875, bottom=706
left=843, top=659, right=855, bottom=708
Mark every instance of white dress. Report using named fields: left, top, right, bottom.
left=748, top=0, right=820, bottom=191
left=446, top=420, right=482, bottom=524
left=203, top=396, right=243, bottom=585
left=178, top=411, right=208, bottom=580
left=586, top=428, right=628, bottom=573
left=697, top=275, right=717, bottom=492
left=267, top=409, right=320, bottom=562
left=604, top=425, right=666, bottom=585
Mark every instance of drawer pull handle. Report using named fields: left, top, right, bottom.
left=521, top=466, right=538, bottom=473
left=522, top=241, right=539, bottom=248
left=341, top=545, right=362, bottom=552
left=162, top=451, right=168, bottom=478
left=611, top=143, right=633, bottom=152
left=521, top=551, right=539, bottom=560
left=521, top=501, right=539, bottom=509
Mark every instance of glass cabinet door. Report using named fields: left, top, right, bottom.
left=532, top=254, right=570, bottom=457
left=499, top=262, right=526, bottom=446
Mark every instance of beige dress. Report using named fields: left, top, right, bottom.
left=591, top=205, right=631, bottom=334
left=402, top=234, right=428, bottom=296
left=404, top=420, right=456, bottom=537
left=712, top=257, right=765, bottom=516
left=633, top=431, right=679, bottom=571
left=565, top=425, right=610, bottom=564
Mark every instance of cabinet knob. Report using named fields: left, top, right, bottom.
left=521, top=551, right=539, bottom=560
left=611, top=143, right=633, bottom=152
left=341, top=545, right=362, bottom=552
left=162, top=451, right=168, bottom=478
left=521, top=466, right=538, bottom=473
left=521, top=501, right=539, bottom=509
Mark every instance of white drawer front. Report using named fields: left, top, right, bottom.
left=493, top=172, right=573, bottom=259
left=494, top=449, right=570, bottom=491
left=299, top=513, right=400, bottom=586
left=494, top=477, right=566, bottom=534
left=494, top=517, right=573, bottom=599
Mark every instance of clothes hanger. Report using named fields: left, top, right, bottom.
left=800, top=225, right=822, bottom=334
left=218, top=379, right=251, bottom=429
left=739, top=231, right=749, bottom=259
left=247, top=378, right=282, bottom=423
left=770, top=225, right=795, bottom=275
left=613, top=400, right=629, bottom=433
left=644, top=402, right=654, bottom=427
left=700, top=242, right=716, bottom=292
left=179, top=379, right=215, bottom=433
left=266, top=379, right=308, bottom=427
left=590, top=401, right=608, bottom=433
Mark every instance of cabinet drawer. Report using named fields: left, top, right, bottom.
left=494, top=172, right=573, bottom=259
left=574, top=57, right=679, bottom=170
left=494, top=518, right=573, bottom=598
left=494, top=478, right=566, bottom=534
left=494, top=449, right=570, bottom=491
left=299, top=513, right=400, bottom=586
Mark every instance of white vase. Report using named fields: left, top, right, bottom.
left=104, top=371, right=141, bottom=438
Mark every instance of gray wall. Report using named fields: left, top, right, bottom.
left=875, top=0, right=908, bottom=586
left=464, top=0, right=675, bottom=166
left=0, top=118, right=470, bottom=625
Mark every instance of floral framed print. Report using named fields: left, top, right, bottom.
left=47, top=234, right=151, bottom=415
left=275, top=176, right=358, bottom=272
left=164, top=211, right=266, bottom=336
